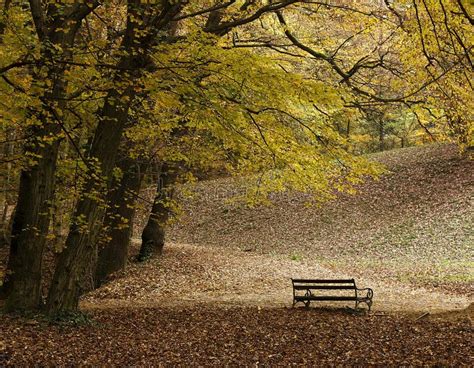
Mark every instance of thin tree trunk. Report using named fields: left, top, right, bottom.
left=0, top=125, right=14, bottom=249
left=138, top=163, right=178, bottom=261
left=95, top=157, right=146, bottom=287
left=0, top=0, right=12, bottom=40
left=379, top=120, right=385, bottom=151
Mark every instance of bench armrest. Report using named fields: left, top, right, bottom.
left=356, top=287, right=373, bottom=299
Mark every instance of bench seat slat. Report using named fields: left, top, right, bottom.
left=292, top=279, right=354, bottom=284
left=293, top=285, right=355, bottom=290
left=294, top=296, right=360, bottom=302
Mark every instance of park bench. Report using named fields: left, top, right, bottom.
left=291, top=278, right=373, bottom=311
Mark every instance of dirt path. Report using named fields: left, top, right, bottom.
left=83, top=242, right=472, bottom=313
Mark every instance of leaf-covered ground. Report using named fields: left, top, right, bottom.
left=1, top=144, right=473, bottom=366
left=82, top=241, right=471, bottom=313
left=1, top=306, right=473, bottom=367
left=170, top=144, right=474, bottom=296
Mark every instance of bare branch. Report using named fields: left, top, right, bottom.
left=456, top=0, right=474, bottom=25
left=0, top=60, right=33, bottom=75
left=205, top=0, right=301, bottom=35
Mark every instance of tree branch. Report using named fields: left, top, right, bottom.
left=205, top=0, right=301, bottom=35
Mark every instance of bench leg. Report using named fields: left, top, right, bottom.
left=355, top=299, right=372, bottom=312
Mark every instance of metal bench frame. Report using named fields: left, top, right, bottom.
left=291, top=278, right=373, bottom=311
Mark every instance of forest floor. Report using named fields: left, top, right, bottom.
left=1, top=144, right=473, bottom=366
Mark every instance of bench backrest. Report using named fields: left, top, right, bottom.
left=292, top=279, right=356, bottom=290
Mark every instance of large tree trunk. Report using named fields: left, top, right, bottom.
left=138, top=163, right=178, bottom=261
left=94, top=10, right=183, bottom=285
left=2, top=3, right=92, bottom=311
left=45, top=86, right=134, bottom=314
left=2, top=134, right=61, bottom=310
left=95, top=156, right=146, bottom=287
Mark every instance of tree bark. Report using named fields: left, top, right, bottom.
left=138, top=163, right=178, bottom=261
left=95, top=156, right=146, bottom=287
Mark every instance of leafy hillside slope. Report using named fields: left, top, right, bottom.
left=170, top=144, right=473, bottom=295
